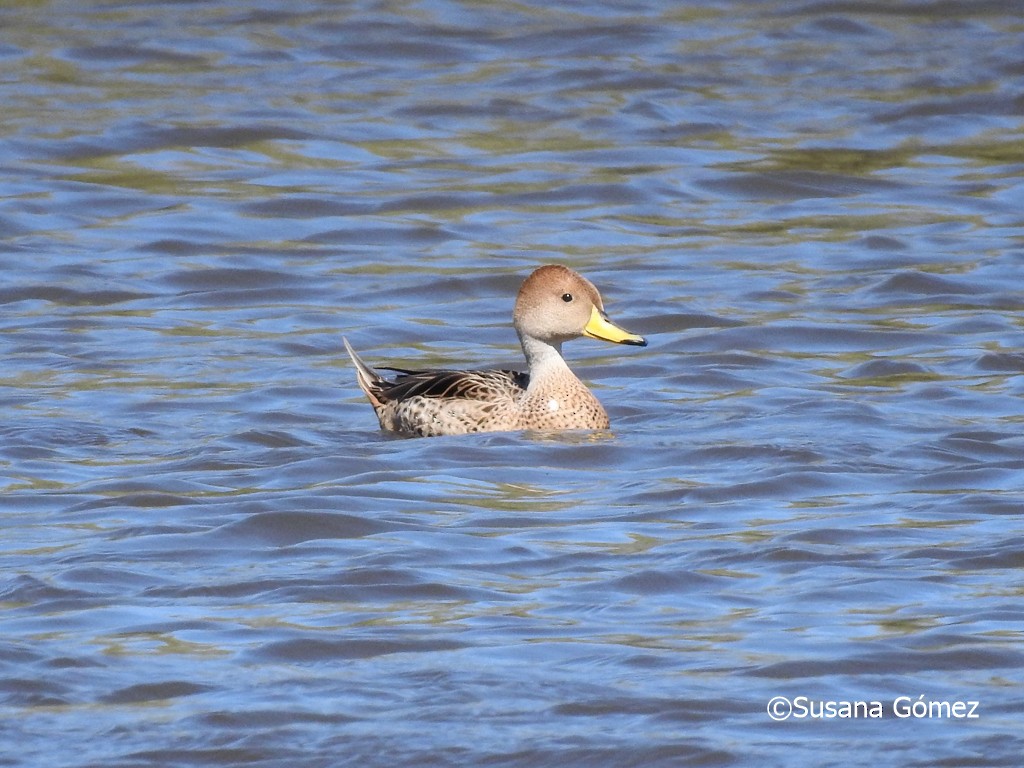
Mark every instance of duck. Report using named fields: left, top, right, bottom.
left=343, top=264, right=647, bottom=437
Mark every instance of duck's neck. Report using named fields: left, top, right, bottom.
left=519, top=334, right=574, bottom=385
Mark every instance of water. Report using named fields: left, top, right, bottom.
left=2, top=1, right=1023, bottom=765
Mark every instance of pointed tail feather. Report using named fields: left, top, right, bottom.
left=343, top=337, right=386, bottom=408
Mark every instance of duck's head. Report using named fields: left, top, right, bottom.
left=512, top=265, right=647, bottom=348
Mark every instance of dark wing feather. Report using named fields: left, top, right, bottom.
left=374, top=368, right=528, bottom=403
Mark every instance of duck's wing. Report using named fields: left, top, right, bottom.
left=343, top=338, right=528, bottom=407
left=377, top=367, right=529, bottom=403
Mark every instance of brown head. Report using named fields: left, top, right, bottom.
left=512, top=265, right=647, bottom=347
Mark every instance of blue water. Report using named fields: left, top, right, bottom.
left=1, top=1, right=1023, bottom=766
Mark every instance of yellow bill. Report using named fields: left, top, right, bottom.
left=583, top=305, right=647, bottom=347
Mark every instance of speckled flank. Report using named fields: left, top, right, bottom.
left=387, top=394, right=520, bottom=437
left=344, top=265, right=646, bottom=437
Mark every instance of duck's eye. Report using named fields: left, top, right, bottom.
left=561, top=293, right=573, bottom=302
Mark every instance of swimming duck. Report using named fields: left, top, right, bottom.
left=344, top=264, right=647, bottom=437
